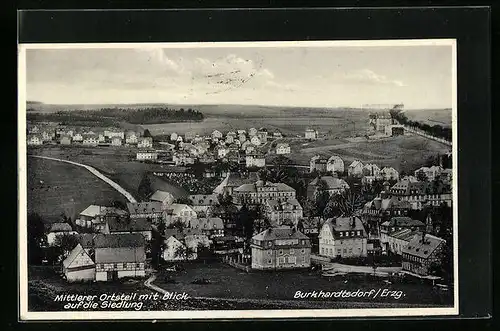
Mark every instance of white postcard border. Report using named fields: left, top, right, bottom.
left=18, top=39, right=459, bottom=320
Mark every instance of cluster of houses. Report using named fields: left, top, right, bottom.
left=27, top=125, right=152, bottom=148
left=368, top=112, right=405, bottom=137
left=310, top=155, right=400, bottom=182
left=54, top=160, right=451, bottom=282
left=134, top=127, right=292, bottom=167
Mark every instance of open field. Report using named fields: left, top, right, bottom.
left=28, top=146, right=188, bottom=202
left=27, top=156, right=128, bottom=222
left=404, top=109, right=452, bottom=128
left=153, top=262, right=453, bottom=307
left=282, top=133, right=451, bottom=173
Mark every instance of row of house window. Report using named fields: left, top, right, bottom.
left=339, top=230, right=362, bottom=237
left=322, top=247, right=362, bottom=255
left=266, top=256, right=307, bottom=265
left=96, top=262, right=144, bottom=271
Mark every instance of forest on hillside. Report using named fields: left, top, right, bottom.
left=26, top=107, right=204, bottom=126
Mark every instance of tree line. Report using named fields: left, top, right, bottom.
left=27, top=107, right=204, bottom=126
left=390, top=108, right=452, bottom=141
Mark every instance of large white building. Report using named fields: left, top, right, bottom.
left=319, top=217, right=368, bottom=258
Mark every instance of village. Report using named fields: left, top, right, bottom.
left=26, top=109, right=454, bottom=307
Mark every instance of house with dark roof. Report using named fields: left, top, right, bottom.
left=45, top=222, right=77, bottom=246
left=362, top=196, right=412, bottom=225
left=319, top=217, right=368, bottom=258
left=162, top=228, right=208, bottom=261
left=326, top=155, right=345, bottom=173
left=381, top=217, right=425, bottom=236
left=265, top=199, right=303, bottom=227
left=385, top=228, right=421, bottom=255
left=233, top=180, right=296, bottom=205
left=250, top=227, right=311, bottom=270
left=191, top=217, right=224, bottom=238
left=104, top=217, right=153, bottom=241
left=94, top=233, right=146, bottom=281
left=127, top=202, right=163, bottom=222
left=402, top=233, right=446, bottom=276
left=390, top=180, right=428, bottom=196
left=149, top=190, right=175, bottom=209
left=307, top=176, right=350, bottom=199
left=309, top=155, right=328, bottom=173
left=348, top=160, right=364, bottom=177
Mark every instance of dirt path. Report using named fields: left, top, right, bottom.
left=28, top=155, right=137, bottom=203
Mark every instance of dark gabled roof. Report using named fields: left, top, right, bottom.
left=309, top=176, right=349, bottom=190
left=383, top=217, right=425, bottom=228
left=323, top=217, right=367, bottom=236
left=48, top=222, right=73, bottom=232
left=402, top=233, right=446, bottom=259
left=93, top=233, right=145, bottom=248
left=107, top=218, right=152, bottom=233
left=164, top=228, right=203, bottom=240
left=79, top=233, right=98, bottom=249
left=189, top=194, right=218, bottom=206
left=252, top=227, right=309, bottom=241
left=127, top=202, right=163, bottom=214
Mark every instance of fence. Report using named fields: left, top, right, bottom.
left=223, top=254, right=251, bottom=272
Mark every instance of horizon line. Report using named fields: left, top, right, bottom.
left=26, top=101, right=452, bottom=111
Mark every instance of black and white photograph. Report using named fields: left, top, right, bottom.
left=18, top=40, right=458, bottom=320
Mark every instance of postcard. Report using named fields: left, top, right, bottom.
left=18, top=39, right=458, bottom=320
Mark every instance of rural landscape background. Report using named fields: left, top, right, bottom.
left=23, top=44, right=455, bottom=314
left=27, top=102, right=451, bottom=222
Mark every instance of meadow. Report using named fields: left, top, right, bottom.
left=27, top=156, right=128, bottom=222
left=153, top=262, right=453, bottom=307
left=28, top=146, right=189, bottom=202
left=269, top=133, right=451, bottom=173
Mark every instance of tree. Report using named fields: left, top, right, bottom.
left=323, top=196, right=342, bottom=219
left=335, top=189, right=366, bottom=217
left=27, top=213, right=46, bottom=264
left=151, top=219, right=166, bottom=267
left=54, top=233, right=80, bottom=258
left=416, top=170, right=428, bottom=182
left=137, top=173, right=152, bottom=200
left=174, top=244, right=196, bottom=261
left=112, top=200, right=127, bottom=210
left=174, top=197, right=193, bottom=205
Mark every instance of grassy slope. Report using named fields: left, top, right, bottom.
left=27, top=156, right=128, bottom=222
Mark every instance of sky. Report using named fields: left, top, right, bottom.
left=25, top=44, right=454, bottom=109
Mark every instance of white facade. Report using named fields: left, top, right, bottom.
left=326, top=156, right=345, bottom=173
left=62, top=244, right=96, bottom=282
left=82, top=137, right=98, bottom=146
left=111, top=137, right=122, bottom=146
left=380, top=167, right=400, bottom=181
left=347, top=161, right=364, bottom=177
left=250, top=136, right=261, bottom=146
left=126, top=133, right=138, bottom=144
left=276, top=144, right=291, bottom=155
left=162, top=236, right=193, bottom=261
left=319, top=219, right=368, bottom=258
left=305, top=129, right=318, bottom=140
left=136, top=151, right=158, bottom=161
left=212, top=130, right=223, bottom=139
left=246, top=155, right=266, bottom=168
left=27, top=136, right=43, bottom=145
